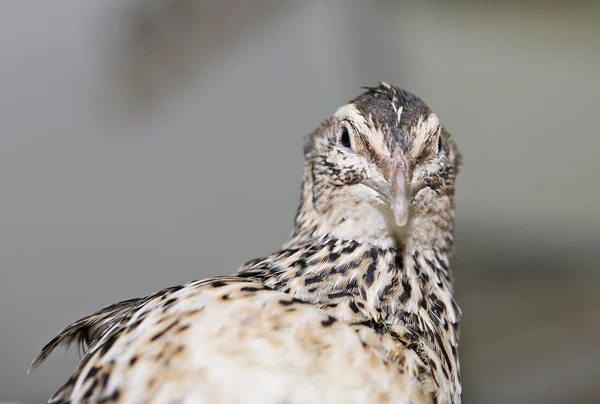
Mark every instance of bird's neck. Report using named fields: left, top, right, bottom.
left=241, top=235, right=458, bottom=327
left=238, top=235, right=461, bottom=398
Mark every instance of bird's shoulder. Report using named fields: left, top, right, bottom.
left=34, top=276, right=426, bottom=403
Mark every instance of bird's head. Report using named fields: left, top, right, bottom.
left=294, top=83, right=462, bottom=250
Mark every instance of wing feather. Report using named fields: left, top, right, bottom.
left=32, top=277, right=424, bottom=403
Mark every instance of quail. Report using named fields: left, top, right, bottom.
left=31, top=83, right=463, bottom=404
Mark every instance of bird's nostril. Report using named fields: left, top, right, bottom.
left=382, top=160, right=394, bottom=182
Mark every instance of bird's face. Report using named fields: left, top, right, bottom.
left=299, top=85, right=461, bottom=248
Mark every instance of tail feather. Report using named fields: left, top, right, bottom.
left=28, top=277, right=252, bottom=373
left=28, top=298, right=141, bottom=373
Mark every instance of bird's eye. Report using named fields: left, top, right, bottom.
left=339, top=125, right=352, bottom=149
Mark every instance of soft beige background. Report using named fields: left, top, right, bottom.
left=1, top=1, right=599, bottom=402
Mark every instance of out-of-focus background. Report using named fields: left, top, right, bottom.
left=1, top=1, right=599, bottom=402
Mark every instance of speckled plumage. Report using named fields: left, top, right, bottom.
left=31, top=83, right=463, bottom=404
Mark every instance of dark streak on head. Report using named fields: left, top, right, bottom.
left=352, top=83, right=433, bottom=154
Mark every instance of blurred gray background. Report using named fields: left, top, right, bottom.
left=2, top=1, right=599, bottom=403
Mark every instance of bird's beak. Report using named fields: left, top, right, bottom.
left=384, top=150, right=412, bottom=227
left=363, top=150, right=412, bottom=227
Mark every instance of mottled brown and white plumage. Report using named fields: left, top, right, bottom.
left=31, top=83, right=463, bottom=403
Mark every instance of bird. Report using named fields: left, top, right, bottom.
left=30, top=83, right=463, bottom=404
